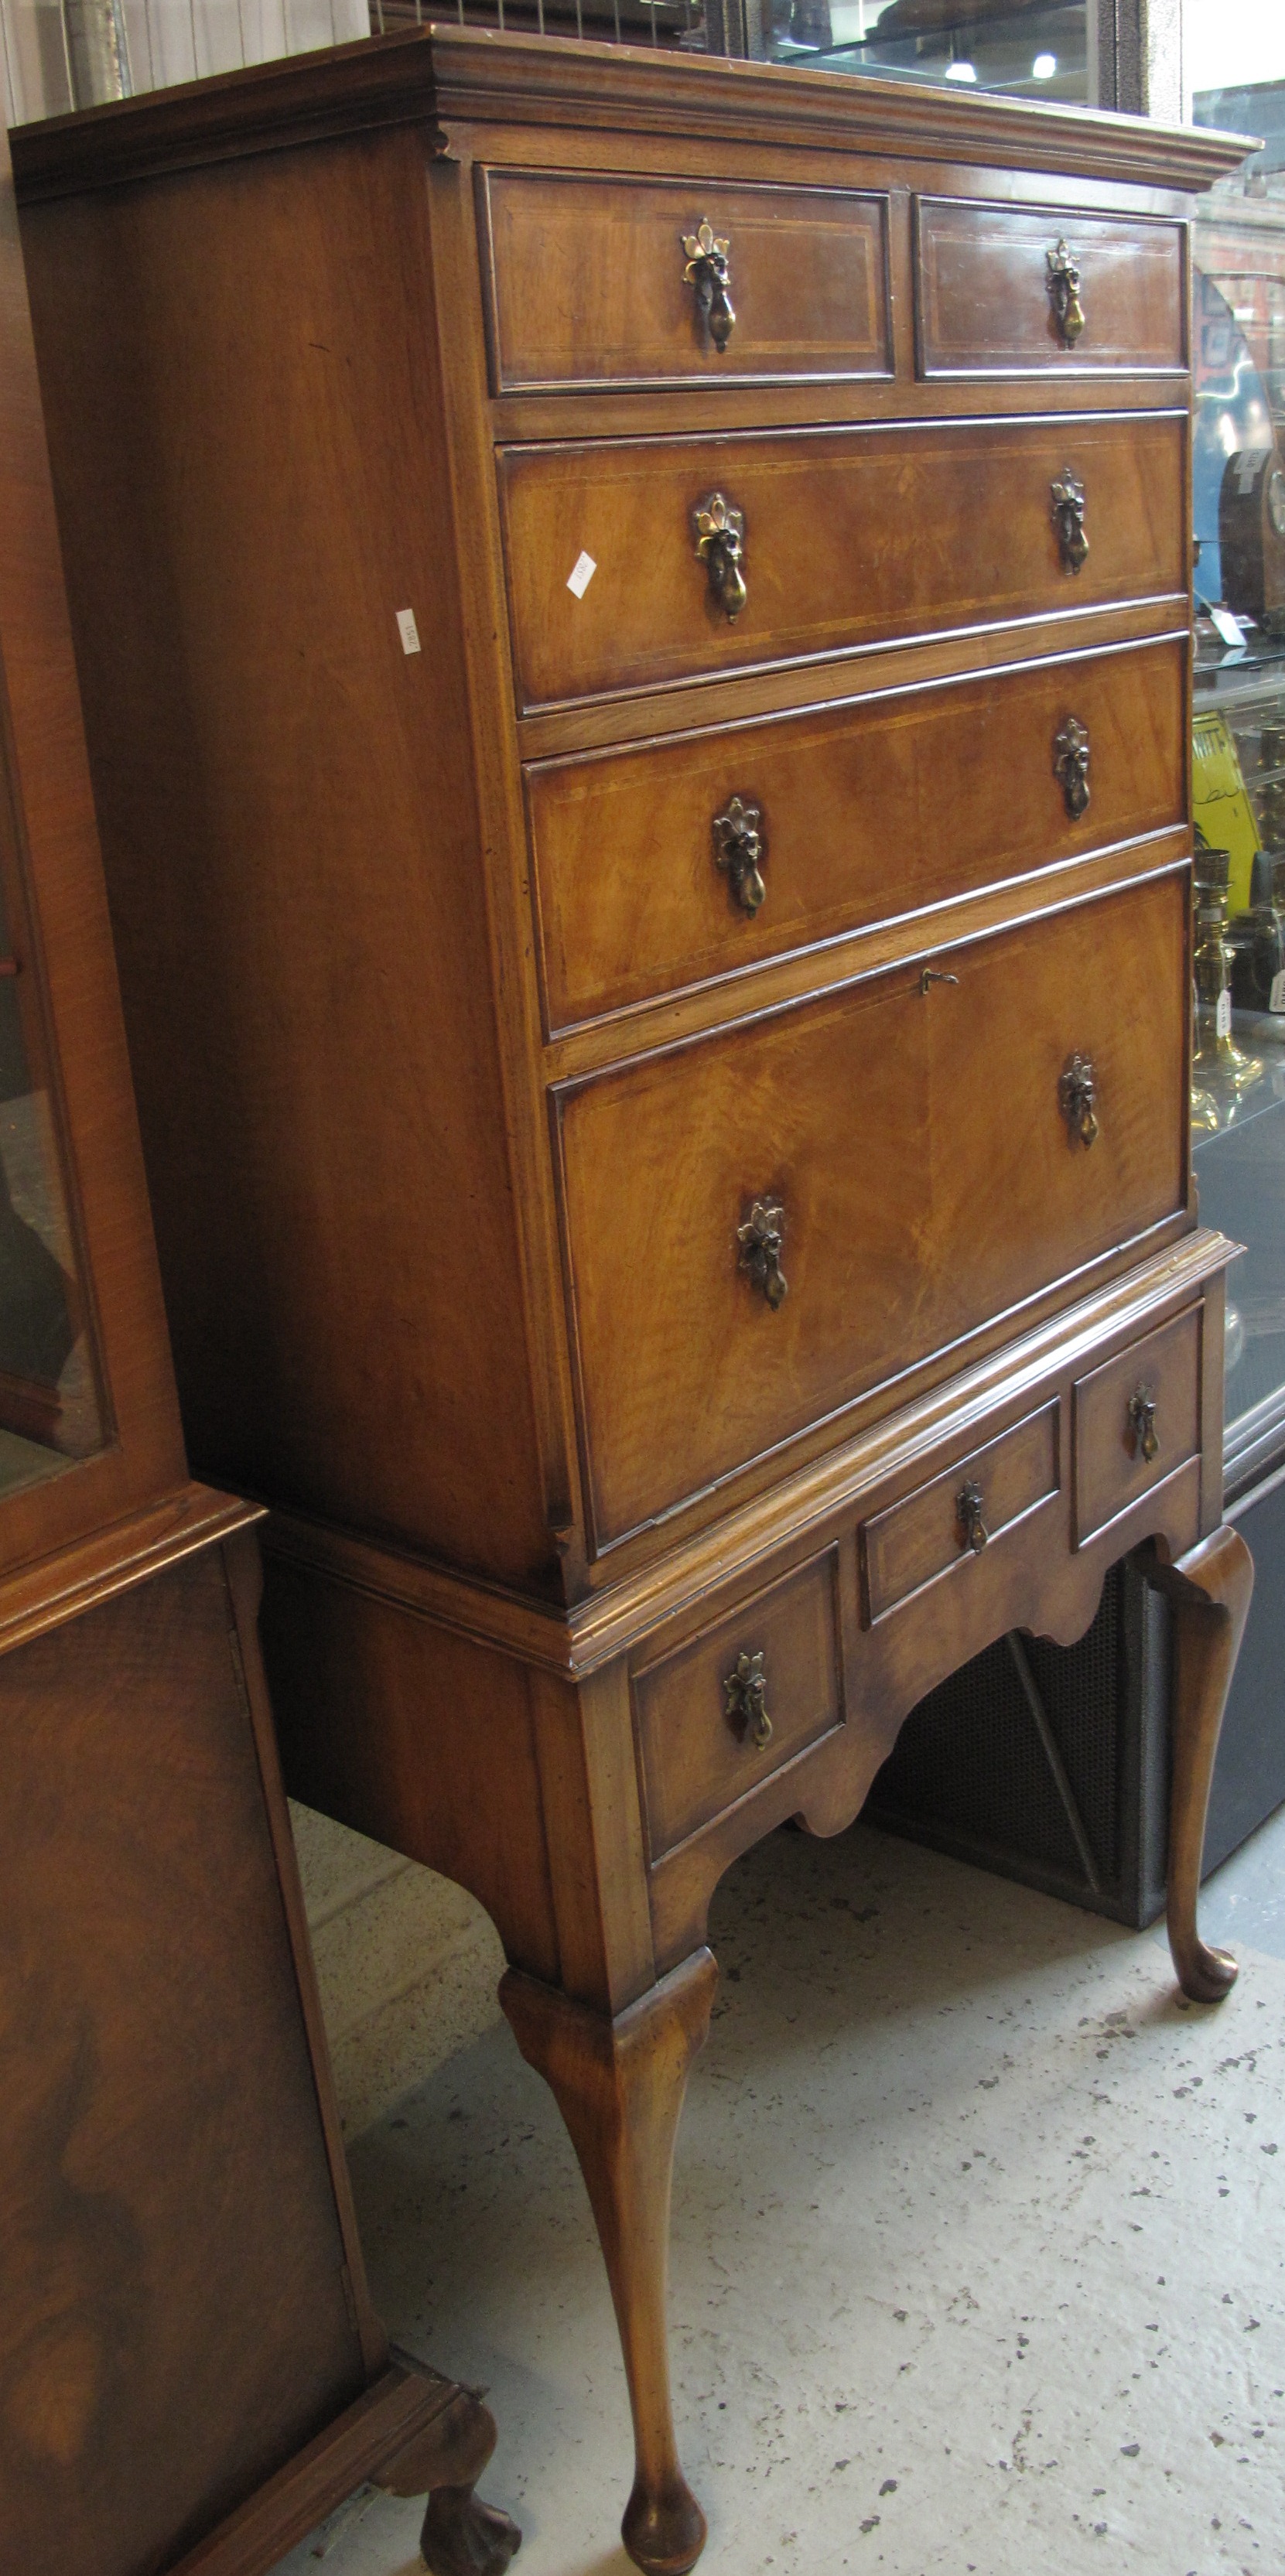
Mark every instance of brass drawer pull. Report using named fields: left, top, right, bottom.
left=723, top=1646, right=772, bottom=1751
left=956, top=1479, right=989, bottom=1553
left=1051, top=468, right=1089, bottom=573
left=713, top=795, right=767, bottom=914
left=682, top=217, right=736, bottom=352
left=1060, top=1051, right=1099, bottom=1146
left=1054, top=715, right=1091, bottom=819
left=1047, top=238, right=1085, bottom=345
left=919, top=965, right=959, bottom=995
left=695, top=491, right=747, bottom=621
left=737, top=1195, right=787, bottom=1309
left=1127, top=1385, right=1160, bottom=1463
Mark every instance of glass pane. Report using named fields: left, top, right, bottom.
left=1191, top=77, right=1285, bottom=1482
left=760, top=0, right=1088, bottom=101
left=0, top=788, right=104, bottom=1497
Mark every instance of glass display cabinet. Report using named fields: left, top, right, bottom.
left=0, top=104, right=515, bottom=2576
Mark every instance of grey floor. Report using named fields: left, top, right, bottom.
left=280, top=1808, right=1285, bottom=2576
left=1192, top=1804, right=1285, bottom=1962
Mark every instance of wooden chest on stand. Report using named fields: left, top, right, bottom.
left=13, top=37, right=1252, bottom=2569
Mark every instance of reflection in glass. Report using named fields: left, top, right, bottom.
left=0, top=793, right=102, bottom=1498
left=760, top=0, right=1087, bottom=99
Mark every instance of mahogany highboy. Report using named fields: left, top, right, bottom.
left=13, top=38, right=1253, bottom=2571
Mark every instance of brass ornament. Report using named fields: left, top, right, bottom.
left=1127, top=1385, right=1160, bottom=1464
left=694, top=491, right=747, bottom=620
left=1060, top=1051, right=1099, bottom=1146
left=1054, top=714, right=1091, bottom=819
left=713, top=795, right=767, bottom=914
left=737, top=1196, right=787, bottom=1309
left=682, top=217, right=736, bottom=353
left=1046, top=238, right=1086, bottom=345
left=723, top=1647, right=773, bottom=1751
left=1051, top=469, right=1089, bottom=574
left=956, top=1480, right=989, bottom=1554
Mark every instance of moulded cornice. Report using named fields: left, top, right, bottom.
left=11, top=21, right=1254, bottom=204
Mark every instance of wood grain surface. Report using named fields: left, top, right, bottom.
left=501, top=411, right=1188, bottom=709
left=527, top=633, right=1186, bottom=1029
left=482, top=167, right=891, bottom=391
left=555, top=871, right=1188, bottom=1549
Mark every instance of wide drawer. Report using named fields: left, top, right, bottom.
left=555, top=871, right=1188, bottom=1549
left=500, top=412, right=1187, bottom=711
left=481, top=169, right=891, bottom=392
left=861, top=1403, right=1060, bottom=1622
left=1072, top=1305, right=1202, bottom=1546
left=528, top=635, right=1186, bottom=1030
left=914, top=199, right=1186, bottom=379
left=633, top=1543, right=845, bottom=1862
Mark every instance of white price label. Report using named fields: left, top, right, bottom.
left=1208, top=604, right=1246, bottom=653
left=566, top=551, right=597, bottom=600
left=1270, top=970, right=1285, bottom=1015
left=1216, top=989, right=1232, bottom=1040
left=395, top=607, right=422, bottom=655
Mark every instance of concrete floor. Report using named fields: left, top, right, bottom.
left=279, top=1811, right=1285, bottom=2576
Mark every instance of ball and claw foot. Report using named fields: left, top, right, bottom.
left=421, top=2482, right=521, bottom=2576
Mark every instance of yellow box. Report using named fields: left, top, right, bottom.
left=1192, top=712, right=1261, bottom=914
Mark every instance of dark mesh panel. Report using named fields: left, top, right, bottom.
left=867, top=1566, right=1130, bottom=1901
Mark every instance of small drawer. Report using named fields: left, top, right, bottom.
left=480, top=169, right=891, bottom=394
left=527, top=637, right=1186, bottom=1031
left=861, top=1402, right=1060, bottom=1624
left=1072, top=1306, right=1201, bottom=1546
left=633, top=1545, right=844, bottom=1862
left=914, top=199, right=1186, bottom=379
left=500, top=412, right=1186, bottom=712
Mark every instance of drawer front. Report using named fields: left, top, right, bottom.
left=634, top=1543, right=844, bottom=1860
left=501, top=413, right=1187, bottom=710
left=914, top=199, right=1186, bottom=379
left=555, top=872, right=1188, bottom=1549
left=482, top=169, right=891, bottom=393
left=1073, top=1306, right=1201, bottom=1545
left=861, top=1403, right=1060, bottom=1622
left=528, top=636, right=1186, bottom=1030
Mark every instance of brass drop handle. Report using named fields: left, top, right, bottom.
left=920, top=966, right=959, bottom=996
left=1051, top=469, right=1089, bottom=574
left=724, top=1647, right=773, bottom=1751
left=1060, top=1051, right=1099, bottom=1147
left=1127, top=1385, right=1160, bottom=1464
left=682, top=218, right=736, bottom=353
left=957, top=1479, right=989, bottom=1554
left=737, top=1195, right=787, bottom=1310
left=1047, top=238, right=1085, bottom=345
left=1054, top=715, right=1091, bottom=819
left=695, top=491, right=747, bottom=621
left=713, top=795, right=767, bottom=914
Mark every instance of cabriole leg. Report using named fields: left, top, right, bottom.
left=500, top=1948, right=718, bottom=2576
left=1147, top=1525, right=1255, bottom=2004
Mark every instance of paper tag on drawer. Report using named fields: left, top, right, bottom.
left=566, top=552, right=596, bottom=600
left=1271, top=971, right=1285, bottom=1015
left=1217, top=990, right=1232, bottom=1039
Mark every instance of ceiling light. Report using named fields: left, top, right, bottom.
left=945, top=60, right=977, bottom=80
left=1032, top=51, right=1057, bottom=77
